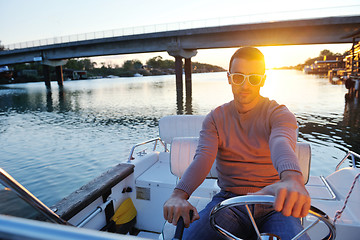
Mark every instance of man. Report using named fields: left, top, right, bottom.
left=163, top=47, right=311, bottom=239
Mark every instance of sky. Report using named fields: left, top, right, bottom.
left=1, top=0, right=360, bottom=69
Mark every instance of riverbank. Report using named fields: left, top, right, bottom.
left=3, top=56, right=225, bottom=84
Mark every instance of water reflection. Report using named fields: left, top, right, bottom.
left=176, top=89, right=183, bottom=115
left=343, top=98, right=360, bottom=131
left=185, top=92, right=193, bottom=115
left=176, top=86, right=193, bottom=115
left=342, top=98, right=360, bottom=154
left=0, top=86, right=67, bottom=113
left=58, top=87, right=66, bottom=112
left=295, top=88, right=360, bottom=174
left=46, top=90, right=53, bottom=112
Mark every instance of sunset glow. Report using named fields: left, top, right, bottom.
left=261, top=48, right=286, bottom=69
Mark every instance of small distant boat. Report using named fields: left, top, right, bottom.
left=106, top=75, right=119, bottom=78
left=134, top=73, right=143, bottom=77
left=1, top=115, right=360, bottom=239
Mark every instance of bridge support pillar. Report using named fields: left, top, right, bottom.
left=55, top=66, right=64, bottom=87
left=43, top=65, right=51, bottom=89
left=175, top=56, right=183, bottom=94
left=184, top=58, right=192, bottom=98
left=42, top=59, right=67, bottom=88
left=167, top=48, right=197, bottom=114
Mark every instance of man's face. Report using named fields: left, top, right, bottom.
left=228, top=58, right=266, bottom=105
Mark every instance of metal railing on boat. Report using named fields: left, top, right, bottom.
left=335, top=151, right=360, bottom=171
left=0, top=168, right=70, bottom=225
left=76, top=198, right=113, bottom=228
left=127, top=137, right=167, bottom=162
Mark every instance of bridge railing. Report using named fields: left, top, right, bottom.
left=4, top=5, right=360, bottom=51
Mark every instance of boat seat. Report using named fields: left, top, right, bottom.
left=295, top=142, right=311, bottom=184
left=170, top=137, right=218, bottom=179
left=158, top=115, right=205, bottom=145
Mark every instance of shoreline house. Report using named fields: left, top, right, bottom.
left=303, top=55, right=345, bottom=75
left=344, top=41, right=360, bottom=78
left=63, top=69, right=87, bottom=80
left=304, top=39, right=359, bottom=85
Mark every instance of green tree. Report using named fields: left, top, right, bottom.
left=192, top=62, right=225, bottom=72
left=122, top=60, right=134, bottom=71
left=133, top=60, right=143, bottom=70
left=146, top=56, right=164, bottom=69
left=122, top=59, right=143, bottom=71
left=146, top=56, right=174, bottom=69
left=64, top=58, right=97, bottom=71
left=82, top=59, right=96, bottom=71
left=161, top=59, right=175, bottom=69
left=64, top=59, right=84, bottom=70
left=319, top=49, right=334, bottom=57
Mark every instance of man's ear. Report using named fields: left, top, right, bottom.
left=260, top=75, right=266, bottom=87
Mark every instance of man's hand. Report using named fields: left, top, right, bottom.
left=163, top=189, right=200, bottom=228
left=252, top=170, right=310, bottom=218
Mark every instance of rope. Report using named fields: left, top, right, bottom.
left=333, top=172, right=360, bottom=225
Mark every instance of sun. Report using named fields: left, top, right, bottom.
left=259, top=46, right=287, bottom=69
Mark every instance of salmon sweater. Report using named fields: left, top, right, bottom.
left=176, top=97, right=302, bottom=196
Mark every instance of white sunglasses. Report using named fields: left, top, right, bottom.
left=228, top=72, right=265, bottom=86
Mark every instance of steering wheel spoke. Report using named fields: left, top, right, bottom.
left=244, top=204, right=262, bottom=239
left=292, top=218, right=320, bottom=240
left=209, top=195, right=336, bottom=240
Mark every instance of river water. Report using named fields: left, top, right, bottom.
left=0, top=70, right=359, bottom=207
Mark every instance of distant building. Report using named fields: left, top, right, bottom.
left=304, top=56, right=345, bottom=74
left=344, top=41, right=360, bottom=77
left=63, top=69, right=87, bottom=80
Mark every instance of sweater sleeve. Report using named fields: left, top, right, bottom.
left=268, top=105, right=302, bottom=176
left=175, top=112, right=218, bottom=196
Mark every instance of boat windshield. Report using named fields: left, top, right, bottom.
left=0, top=183, right=48, bottom=221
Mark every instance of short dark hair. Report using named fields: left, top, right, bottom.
left=229, top=47, right=265, bottom=71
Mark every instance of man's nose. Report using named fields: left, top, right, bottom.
left=241, top=77, right=251, bottom=89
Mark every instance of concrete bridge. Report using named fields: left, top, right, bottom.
left=1, top=15, right=360, bottom=91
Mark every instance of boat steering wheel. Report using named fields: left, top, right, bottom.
left=209, top=195, right=336, bottom=240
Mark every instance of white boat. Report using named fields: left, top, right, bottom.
left=106, top=75, right=119, bottom=78
left=1, top=115, right=359, bottom=240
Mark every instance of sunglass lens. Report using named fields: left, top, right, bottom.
left=249, top=75, right=262, bottom=86
left=232, top=74, right=245, bottom=84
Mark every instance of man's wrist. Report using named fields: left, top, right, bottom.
left=280, top=170, right=303, bottom=181
left=171, top=188, right=190, bottom=200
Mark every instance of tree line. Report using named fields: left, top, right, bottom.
left=64, top=56, right=225, bottom=77
left=1, top=55, right=224, bottom=83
